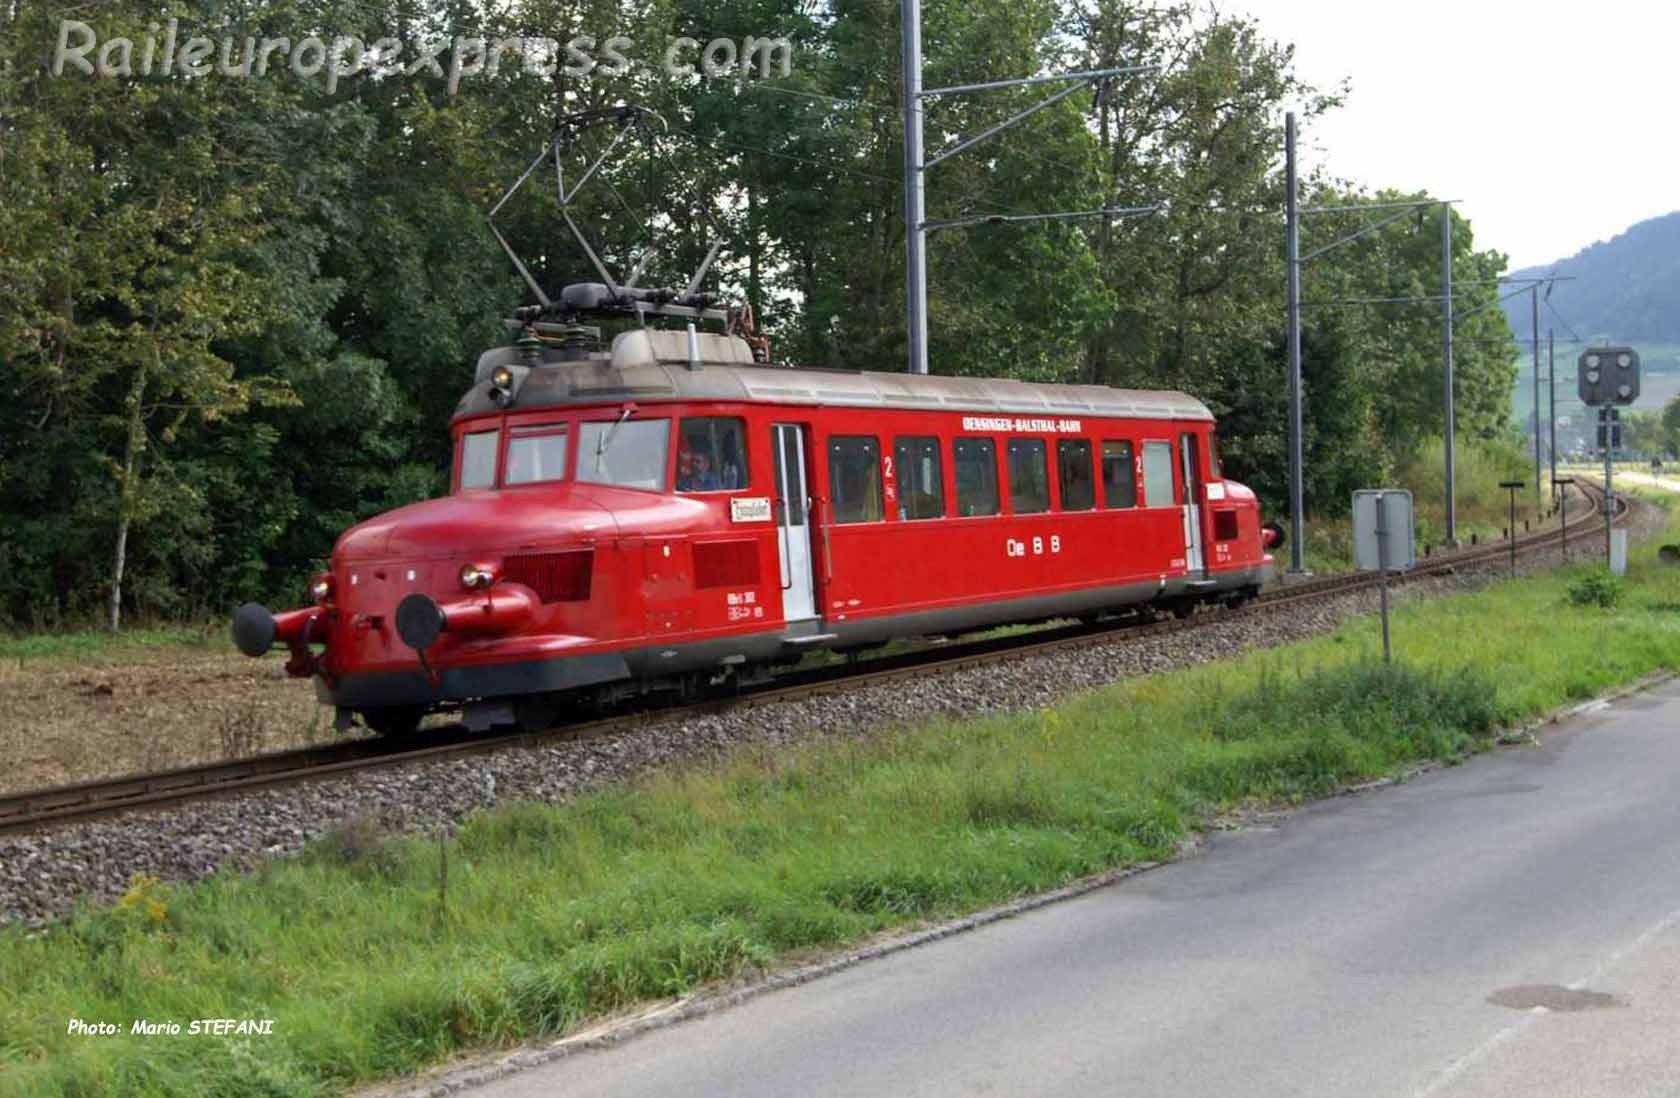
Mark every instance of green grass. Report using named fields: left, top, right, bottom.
left=5, top=529, right=1680, bottom=1096
left=0, top=623, right=229, bottom=664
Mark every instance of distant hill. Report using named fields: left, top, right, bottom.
left=1503, top=210, right=1680, bottom=344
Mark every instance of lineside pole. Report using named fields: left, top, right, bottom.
left=1532, top=287, right=1542, bottom=515
left=1285, top=112, right=1306, bottom=573
left=1507, top=484, right=1518, bottom=577
left=1548, top=329, right=1558, bottom=490
left=1557, top=475, right=1571, bottom=563
left=1604, top=407, right=1614, bottom=561
left=901, top=0, right=928, bottom=375
left=1442, top=204, right=1456, bottom=545
left=1376, top=491, right=1391, bottom=663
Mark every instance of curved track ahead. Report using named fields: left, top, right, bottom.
left=0, top=484, right=1626, bottom=836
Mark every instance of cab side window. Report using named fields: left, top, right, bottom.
left=678, top=417, right=748, bottom=492
left=829, top=435, right=883, bottom=523
left=458, top=429, right=499, bottom=490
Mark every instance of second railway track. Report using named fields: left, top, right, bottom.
left=0, top=483, right=1628, bottom=837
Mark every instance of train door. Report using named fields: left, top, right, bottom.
left=1179, top=432, right=1206, bottom=577
left=771, top=423, right=817, bottom=622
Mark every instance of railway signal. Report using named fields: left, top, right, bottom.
left=1577, top=347, right=1640, bottom=407
left=1574, top=344, right=1639, bottom=569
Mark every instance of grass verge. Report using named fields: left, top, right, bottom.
left=0, top=624, right=228, bottom=666
left=5, top=531, right=1680, bottom=1096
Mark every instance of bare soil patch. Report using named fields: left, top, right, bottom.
left=0, top=647, right=336, bottom=794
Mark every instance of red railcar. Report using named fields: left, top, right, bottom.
left=234, top=299, right=1275, bottom=734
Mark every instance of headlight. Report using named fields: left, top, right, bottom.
left=309, top=573, right=334, bottom=604
left=459, top=562, right=497, bottom=590
left=491, top=365, right=514, bottom=390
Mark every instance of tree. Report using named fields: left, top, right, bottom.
left=1660, top=394, right=1680, bottom=456
left=1, top=9, right=287, bottom=627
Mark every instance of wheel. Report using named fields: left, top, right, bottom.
left=360, top=706, right=425, bottom=738
left=1170, top=600, right=1196, bottom=620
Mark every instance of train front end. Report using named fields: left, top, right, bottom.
left=231, top=473, right=626, bottom=734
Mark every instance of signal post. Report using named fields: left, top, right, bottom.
left=1578, top=346, right=1640, bottom=572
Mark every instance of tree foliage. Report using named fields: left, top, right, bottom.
left=0, top=0, right=1518, bottom=626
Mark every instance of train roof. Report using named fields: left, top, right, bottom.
left=456, top=328, right=1215, bottom=423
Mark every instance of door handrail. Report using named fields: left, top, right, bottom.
left=774, top=497, right=793, bottom=591
left=816, top=496, right=833, bottom=581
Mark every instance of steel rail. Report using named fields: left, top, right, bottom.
left=0, top=484, right=1625, bottom=837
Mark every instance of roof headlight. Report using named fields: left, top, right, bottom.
left=459, top=562, right=498, bottom=590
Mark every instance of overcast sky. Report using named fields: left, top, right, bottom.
left=1232, top=0, right=1677, bottom=269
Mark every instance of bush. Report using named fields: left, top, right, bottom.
left=1567, top=570, right=1624, bottom=609
left=1393, top=436, right=1533, bottom=546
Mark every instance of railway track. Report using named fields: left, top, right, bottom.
left=0, top=483, right=1627, bottom=836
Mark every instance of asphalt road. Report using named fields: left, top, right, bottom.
left=468, top=679, right=1680, bottom=1098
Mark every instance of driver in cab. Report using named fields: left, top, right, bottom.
left=678, top=448, right=722, bottom=492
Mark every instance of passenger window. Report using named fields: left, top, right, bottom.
left=1101, top=441, right=1136, bottom=509
left=505, top=424, right=569, bottom=485
left=678, top=417, right=748, bottom=492
left=828, top=436, right=883, bottom=524
left=1007, top=439, right=1050, bottom=514
left=1142, top=441, right=1175, bottom=507
left=953, top=437, right=1000, bottom=517
left=1056, top=440, right=1095, bottom=511
left=894, top=436, right=945, bottom=520
left=459, top=429, right=499, bottom=490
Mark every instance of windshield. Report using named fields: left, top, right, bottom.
left=577, top=418, right=669, bottom=491
left=506, top=424, right=569, bottom=485
left=458, top=429, right=499, bottom=490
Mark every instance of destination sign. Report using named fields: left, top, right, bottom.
left=960, top=416, right=1083, bottom=434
